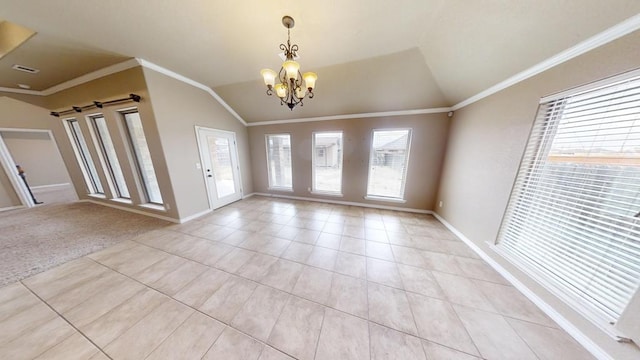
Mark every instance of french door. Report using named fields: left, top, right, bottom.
left=197, top=127, right=242, bottom=209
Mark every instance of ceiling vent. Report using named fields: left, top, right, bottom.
left=12, top=64, right=40, bottom=74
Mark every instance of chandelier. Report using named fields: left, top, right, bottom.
left=261, top=16, right=318, bottom=110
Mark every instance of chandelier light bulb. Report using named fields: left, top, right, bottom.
left=283, top=60, right=300, bottom=80
left=261, top=69, right=277, bottom=87
left=303, top=72, right=317, bottom=90
left=274, top=83, right=287, bottom=98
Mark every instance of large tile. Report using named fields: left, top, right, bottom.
left=455, top=257, right=509, bottom=284
left=421, top=251, right=463, bottom=275
left=508, top=318, right=595, bottom=360
left=80, top=288, right=167, bottom=348
left=422, top=341, right=481, bottom=360
left=340, top=236, right=366, bottom=255
left=214, top=247, right=255, bottom=273
left=34, top=332, right=100, bottom=360
left=62, top=279, right=145, bottom=327
left=203, top=327, right=264, bottom=360
left=199, top=275, right=257, bottom=323
left=184, top=240, right=235, bottom=266
left=294, top=229, right=321, bottom=244
left=268, top=296, right=325, bottom=360
left=131, top=255, right=186, bottom=285
left=334, top=251, right=367, bottom=279
left=406, top=293, right=478, bottom=355
left=46, top=271, right=129, bottom=314
left=367, top=257, right=403, bottom=288
left=397, top=264, right=445, bottom=299
left=281, top=242, right=314, bottom=263
left=474, top=280, right=556, bottom=327
left=0, top=283, right=42, bottom=323
left=0, top=316, right=75, bottom=360
left=391, top=245, right=427, bottom=268
left=146, top=312, right=225, bottom=360
left=231, top=285, right=289, bottom=341
left=97, top=244, right=168, bottom=276
left=258, top=346, right=295, bottom=360
left=366, top=241, right=395, bottom=261
left=432, top=272, right=495, bottom=312
left=315, top=309, right=369, bottom=360
left=259, top=259, right=305, bottom=292
left=365, top=228, right=389, bottom=243
left=316, top=232, right=342, bottom=249
left=369, top=322, right=426, bottom=360
left=454, top=305, right=537, bottom=360
left=173, top=268, right=231, bottom=308
left=292, top=266, right=333, bottom=304
left=104, top=299, right=192, bottom=360
left=0, top=301, right=58, bottom=346
left=148, top=260, right=208, bottom=296
left=367, top=282, right=418, bottom=335
left=24, top=260, right=109, bottom=300
left=327, top=273, right=368, bottom=318
left=237, top=253, right=279, bottom=281
left=306, top=247, right=338, bottom=271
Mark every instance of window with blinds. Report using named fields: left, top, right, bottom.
left=497, top=72, right=640, bottom=329
left=265, top=134, right=293, bottom=190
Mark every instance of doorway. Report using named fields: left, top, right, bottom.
left=196, top=127, right=243, bottom=210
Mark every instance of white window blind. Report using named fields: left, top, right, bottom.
left=497, top=73, right=640, bottom=328
left=313, top=131, right=343, bottom=194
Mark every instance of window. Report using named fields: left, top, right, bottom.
left=91, top=115, right=130, bottom=199
left=122, top=111, right=163, bottom=204
left=367, top=129, right=412, bottom=200
left=65, top=119, right=103, bottom=194
left=312, top=131, right=343, bottom=194
left=266, top=134, right=293, bottom=190
left=497, top=73, right=640, bottom=331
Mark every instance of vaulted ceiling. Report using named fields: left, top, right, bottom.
left=1, top=1, right=640, bottom=122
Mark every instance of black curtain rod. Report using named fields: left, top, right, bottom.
left=50, top=94, right=141, bottom=117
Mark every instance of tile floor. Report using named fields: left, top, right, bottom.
left=0, top=196, right=594, bottom=359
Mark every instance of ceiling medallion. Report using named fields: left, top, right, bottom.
left=260, top=16, right=317, bottom=110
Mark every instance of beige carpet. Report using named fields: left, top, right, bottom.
left=0, top=201, right=171, bottom=286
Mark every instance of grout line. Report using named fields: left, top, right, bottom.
left=19, top=280, right=114, bottom=360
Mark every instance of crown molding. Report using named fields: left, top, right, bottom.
left=246, top=107, right=453, bottom=126
left=136, top=59, right=247, bottom=126
left=0, top=87, right=41, bottom=95
left=452, top=13, right=640, bottom=111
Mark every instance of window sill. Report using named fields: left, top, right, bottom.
left=111, top=198, right=132, bottom=205
left=88, top=193, right=106, bottom=199
left=268, top=187, right=294, bottom=192
left=311, top=191, right=343, bottom=198
left=364, top=196, right=407, bottom=204
left=139, top=203, right=167, bottom=212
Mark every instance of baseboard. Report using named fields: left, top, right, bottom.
left=252, top=192, right=432, bottom=214
left=178, top=208, right=213, bottom=223
left=79, top=199, right=180, bottom=223
left=242, top=192, right=256, bottom=199
left=30, top=183, right=71, bottom=192
left=0, top=205, right=24, bottom=212
left=432, top=212, right=613, bottom=360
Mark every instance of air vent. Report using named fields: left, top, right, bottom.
left=12, top=64, right=40, bottom=74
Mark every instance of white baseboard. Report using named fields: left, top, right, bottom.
left=242, top=192, right=256, bottom=199
left=0, top=205, right=24, bottom=212
left=432, top=212, right=613, bottom=360
left=252, top=192, right=432, bottom=214
left=30, top=183, right=71, bottom=192
left=79, top=199, right=180, bottom=223
left=178, top=208, right=213, bottom=223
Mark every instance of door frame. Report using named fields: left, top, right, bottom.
left=195, top=126, right=243, bottom=210
left=0, top=128, right=65, bottom=209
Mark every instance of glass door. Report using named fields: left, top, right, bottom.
left=197, top=128, right=242, bottom=209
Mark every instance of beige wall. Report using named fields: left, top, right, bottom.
left=248, top=113, right=450, bottom=210
left=142, top=67, right=253, bottom=219
left=436, top=30, right=640, bottom=359
left=1, top=131, right=70, bottom=187
left=0, top=162, right=20, bottom=208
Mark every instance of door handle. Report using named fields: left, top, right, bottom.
left=207, top=174, right=213, bottom=178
